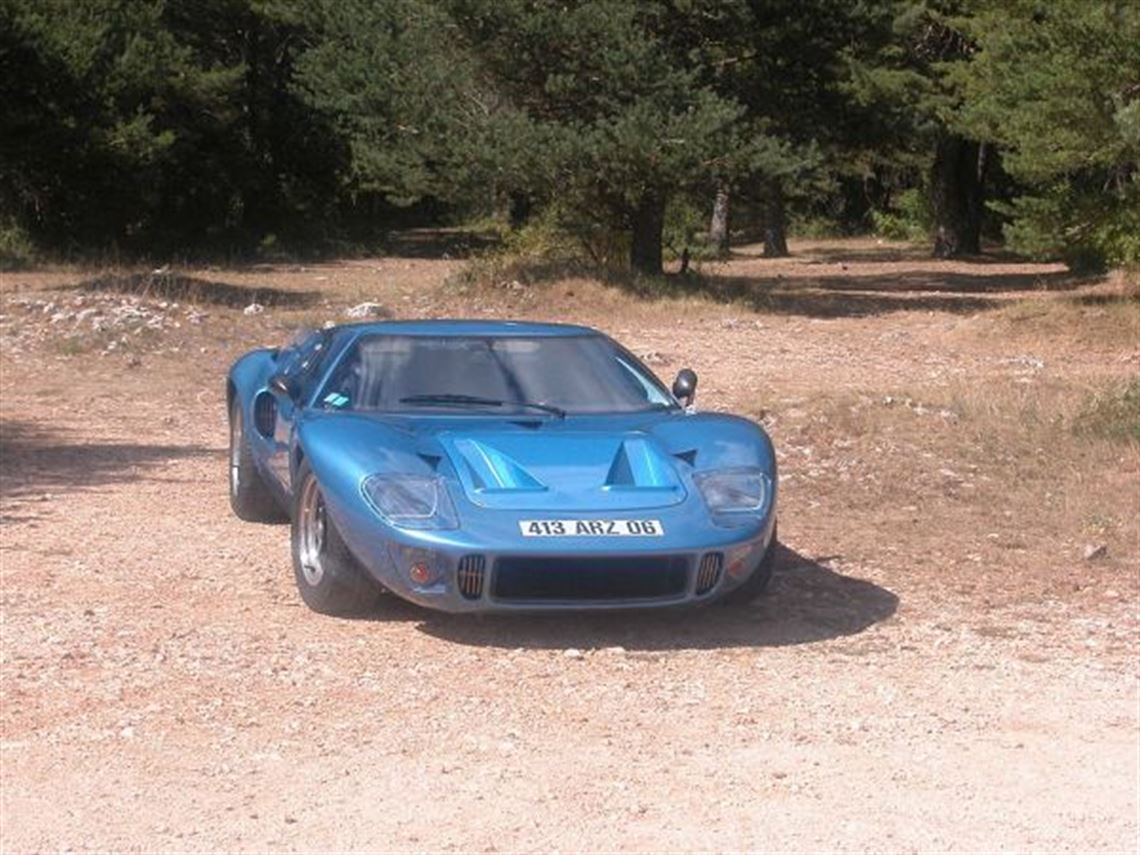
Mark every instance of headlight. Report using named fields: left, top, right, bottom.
left=693, top=467, right=772, bottom=515
left=362, top=474, right=458, bottom=530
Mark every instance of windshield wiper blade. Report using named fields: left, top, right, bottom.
left=399, top=394, right=504, bottom=407
left=399, top=394, right=564, bottom=418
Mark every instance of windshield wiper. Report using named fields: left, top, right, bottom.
left=512, top=400, right=566, bottom=418
left=398, top=394, right=565, bottom=418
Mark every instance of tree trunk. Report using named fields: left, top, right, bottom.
left=630, top=191, right=665, bottom=275
left=762, top=181, right=788, bottom=257
left=508, top=192, right=531, bottom=229
left=931, top=134, right=984, bottom=257
left=708, top=184, right=730, bottom=255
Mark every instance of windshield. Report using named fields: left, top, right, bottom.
left=320, top=334, right=675, bottom=415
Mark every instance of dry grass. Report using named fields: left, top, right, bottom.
left=1073, top=377, right=1140, bottom=442
left=765, top=366, right=1139, bottom=613
left=990, top=272, right=1140, bottom=350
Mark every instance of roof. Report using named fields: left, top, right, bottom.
left=338, top=319, right=599, bottom=338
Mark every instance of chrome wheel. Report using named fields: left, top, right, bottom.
left=297, top=476, right=327, bottom=587
left=229, top=407, right=242, bottom=497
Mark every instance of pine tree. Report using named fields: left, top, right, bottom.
left=448, top=0, right=744, bottom=274
left=950, top=0, right=1139, bottom=268
left=0, top=0, right=343, bottom=254
left=847, top=1, right=989, bottom=257
left=293, top=0, right=479, bottom=211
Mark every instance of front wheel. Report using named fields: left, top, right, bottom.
left=291, top=462, right=382, bottom=616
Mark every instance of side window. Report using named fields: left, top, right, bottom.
left=322, top=344, right=364, bottom=409
left=276, top=329, right=332, bottom=397
left=615, top=356, right=670, bottom=405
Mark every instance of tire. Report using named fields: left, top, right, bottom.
left=229, top=399, right=286, bottom=523
left=722, top=521, right=778, bottom=605
left=291, top=462, right=382, bottom=616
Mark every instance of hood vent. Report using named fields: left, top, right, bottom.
left=672, top=448, right=698, bottom=467
left=453, top=438, right=546, bottom=493
left=604, top=438, right=675, bottom=490
left=439, top=431, right=685, bottom=511
left=416, top=452, right=442, bottom=471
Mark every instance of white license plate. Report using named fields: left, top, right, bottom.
left=519, top=519, right=664, bottom=537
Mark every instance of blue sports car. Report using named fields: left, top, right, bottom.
left=227, top=320, right=778, bottom=615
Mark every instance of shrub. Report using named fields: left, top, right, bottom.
left=0, top=219, right=36, bottom=270
left=871, top=188, right=932, bottom=243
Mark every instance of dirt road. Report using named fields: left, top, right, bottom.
left=2, top=240, right=1137, bottom=851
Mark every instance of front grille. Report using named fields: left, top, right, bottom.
left=695, top=552, right=723, bottom=595
left=491, top=556, right=689, bottom=603
left=456, top=555, right=486, bottom=600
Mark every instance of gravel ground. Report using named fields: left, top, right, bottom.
left=1, top=239, right=1137, bottom=851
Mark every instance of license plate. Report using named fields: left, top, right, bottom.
left=519, top=519, right=664, bottom=537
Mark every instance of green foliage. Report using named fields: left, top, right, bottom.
left=451, top=4, right=735, bottom=196
left=787, top=215, right=846, bottom=240
left=951, top=0, right=1140, bottom=270
left=294, top=0, right=477, bottom=206
left=0, top=216, right=35, bottom=270
left=872, top=187, right=934, bottom=242
left=0, top=0, right=344, bottom=256
left=663, top=197, right=715, bottom=262
left=453, top=204, right=599, bottom=288
left=0, top=0, right=1134, bottom=272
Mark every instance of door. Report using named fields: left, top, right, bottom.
left=265, top=329, right=331, bottom=492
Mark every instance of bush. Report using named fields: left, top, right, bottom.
left=454, top=206, right=595, bottom=287
left=999, top=184, right=1140, bottom=274
left=871, top=188, right=932, bottom=243
left=788, top=215, right=845, bottom=239
left=1090, top=192, right=1140, bottom=272
left=662, top=197, right=718, bottom=263
left=0, top=220, right=36, bottom=270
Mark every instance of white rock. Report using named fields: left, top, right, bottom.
left=563, top=648, right=584, bottom=659
left=1083, top=543, right=1108, bottom=561
left=243, top=303, right=265, bottom=315
left=344, top=302, right=385, bottom=319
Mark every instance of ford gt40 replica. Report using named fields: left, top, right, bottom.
left=227, top=321, right=778, bottom=615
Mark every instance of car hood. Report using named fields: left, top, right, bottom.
left=299, top=409, right=774, bottom=518
left=436, top=429, right=686, bottom=511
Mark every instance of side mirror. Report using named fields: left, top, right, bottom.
left=268, top=373, right=301, bottom=401
left=672, top=368, right=698, bottom=406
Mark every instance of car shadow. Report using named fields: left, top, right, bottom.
left=407, top=544, right=898, bottom=651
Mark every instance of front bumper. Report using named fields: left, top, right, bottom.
left=335, top=505, right=777, bottom=613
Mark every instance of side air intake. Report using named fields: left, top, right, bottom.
left=695, top=553, right=723, bottom=596
left=456, top=555, right=486, bottom=600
